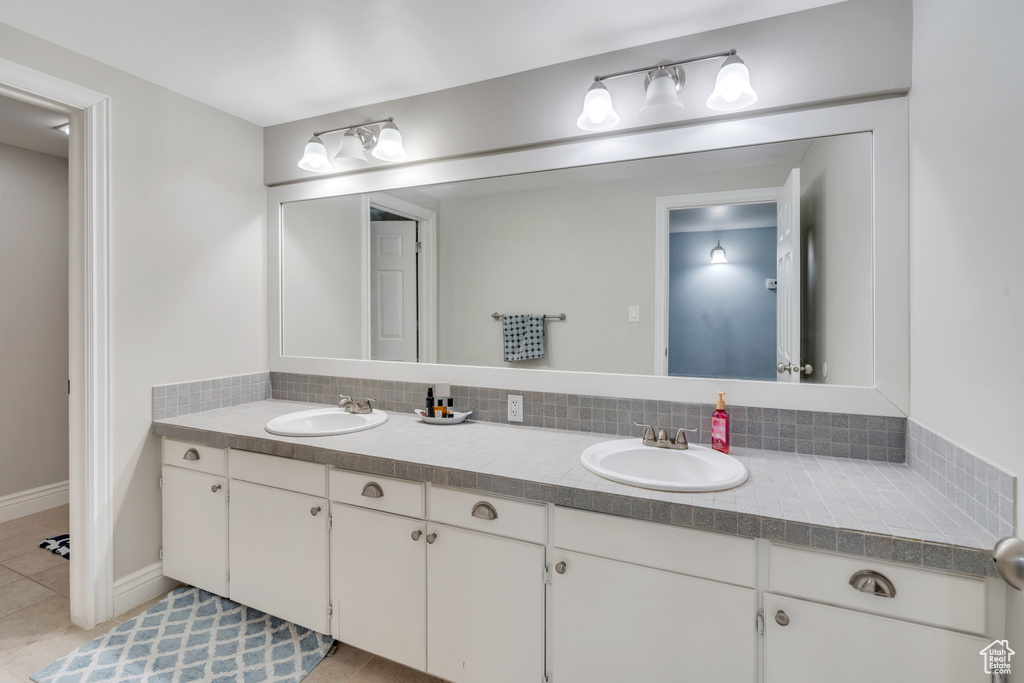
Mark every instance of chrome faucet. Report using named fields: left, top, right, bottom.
left=338, top=395, right=374, bottom=414
left=633, top=421, right=697, bottom=450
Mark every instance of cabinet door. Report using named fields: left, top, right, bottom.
left=764, top=593, right=991, bottom=683
left=552, top=550, right=757, bottom=683
left=332, top=504, right=427, bottom=670
left=229, top=479, right=329, bottom=633
left=162, top=466, right=228, bottom=595
left=426, top=524, right=545, bottom=683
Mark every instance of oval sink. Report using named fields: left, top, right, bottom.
left=265, top=407, right=388, bottom=437
left=580, top=438, right=748, bottom=492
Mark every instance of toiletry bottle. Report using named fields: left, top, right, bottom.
left=425, top=388, right=434, bottom=416
left=446, top=397, right=454, bottom=418
left=712, top=391, right=730, bottom=454
left=434, top=396, right=446, bottom=418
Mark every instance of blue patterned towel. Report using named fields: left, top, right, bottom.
left=502, top=314, right=545, bottom=362
left=39, top=534, right=70, bottom=559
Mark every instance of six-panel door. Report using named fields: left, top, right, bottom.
left=161, top=465, right=228, bottom=596
left=551, top=550, right=758, bottom=682
left=332, top=504, right=427, bottom=670
left=425, top=523, right=545, bottom=683
left=229, top=479, right=330, bottom=634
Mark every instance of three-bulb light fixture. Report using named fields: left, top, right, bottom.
left=297, top=117, right=408, bottom=173
left=577, top=49, right=757, bottom=131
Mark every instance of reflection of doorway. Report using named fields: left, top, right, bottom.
left=369, top=208, right=418, bottom=362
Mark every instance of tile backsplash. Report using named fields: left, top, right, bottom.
left=153, top=372, right=270, bottom=419
left=907, top=420, right=1015, bottom=539
left=268, top=372, right=907, bottom=463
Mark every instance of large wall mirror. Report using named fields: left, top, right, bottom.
left=269, top=99, right=907, bottom=415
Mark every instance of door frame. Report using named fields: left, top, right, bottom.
left=0, top=58, right=112, bottom=629
left=364, top=194, right=438, bottom=364
left=654, top=187, right=782, bottom=376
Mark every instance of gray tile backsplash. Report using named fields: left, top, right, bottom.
left=153, top=372, right=270, bottom=419
left=907, top=420, right=1015, bottom=539
left=269, top=372, right=907, bottom=463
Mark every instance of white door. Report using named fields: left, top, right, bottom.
left=776, top=168, right=802, bottom=382
left=332, top=504, right=427, bottom=670
left=764, top=594, right=990, bottom=683
left=552, top=550, right=757, bottom=682
left=426, top=524, right=545, bottom=683
left=370, top=220, right=418, bottom=362
left=229, top=479, right=330, bottom=633
left=161, top=466, right=228, bottom=596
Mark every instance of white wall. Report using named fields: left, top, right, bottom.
left=799, top=133, right=873, bottom=386
left=909, top=0, right=1024, bottom=651
left=0, top=23, right=267, bottom=581
left=0, top=142, right=68, bottom=498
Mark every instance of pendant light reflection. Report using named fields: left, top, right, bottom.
left=710, top=240, right=728, bottom=264
left=576, top=81, right=620, bottom=131
left=372, top=121, right=408, bottom=162
left=706, top=55, right=758, bottom=111
left=297, top=135, right=332, bottom=173
left=639, top=67, right=684, bottom=122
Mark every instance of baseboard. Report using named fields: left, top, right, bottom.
left=112, top=562, right=177, bottom=617
left=0, top=480, right=69, bottom=524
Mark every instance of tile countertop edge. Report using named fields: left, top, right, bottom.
left=151, top=405, right=998, bottom=580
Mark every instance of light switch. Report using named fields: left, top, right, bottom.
left=628, top=305, right=640, bottom=323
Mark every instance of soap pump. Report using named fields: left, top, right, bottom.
left=712, top=391, right=730, bottom=454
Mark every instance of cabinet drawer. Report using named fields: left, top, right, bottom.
left=769, top=544, right=987, bottom=635
left=163, top=438, right=226, bottom=476
left=553, top=506, right=756, bottom=588
left=428, top=486, right=546, bottom=545
left=330, top=470, right=424, bottom=519
left=229, top=449, right=327, bottom=497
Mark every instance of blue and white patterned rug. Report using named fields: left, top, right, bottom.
left=39, top=534, right=70, bottom=559
left=31, top=586, right=334, bottom=682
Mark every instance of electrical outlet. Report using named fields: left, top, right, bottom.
left=508, top=394, right=523, bottom=422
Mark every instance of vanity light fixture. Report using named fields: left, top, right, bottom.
left=576, top=49, right=758, bottom=131
left=710, top=240, right=728, bottom=264
left=297, top=117, right=407, bottom=173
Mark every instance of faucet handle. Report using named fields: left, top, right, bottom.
left=356, top=398, right=374, bottom=412
left=673, top=427, right=698, bottom=448
left=632, top=421, right=656, bottom=442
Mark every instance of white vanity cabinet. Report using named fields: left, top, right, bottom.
left=228, top=450, right=330, bottom=634
left=550, top=507, right=758, bottom=682
left=160, top=440, right=228, bottom=596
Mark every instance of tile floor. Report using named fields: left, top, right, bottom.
left=0, top=506, right=441, bottom=682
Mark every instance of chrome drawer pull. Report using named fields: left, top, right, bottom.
left=849, top=570, right=896, bottom=598
left=311, top=506, right=322, bottom=516
left=471, top=501, right=498, bottom=521
left=555, top=561, right=567, bottom=575
left=411, top=530, right=422, bottom=541
left=426, top=533, right=437, bottom=544
left=211, top=484, right=222, bottom=493
left=183, top=448, right=200, bottom=461
left=361, top=482, right=384, bottom=499
left=775, top=610, right=790, bottom=626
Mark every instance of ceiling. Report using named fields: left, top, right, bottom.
left=0, top=0, right=844, bottom=127
left=0, top=93, right=69, bottom=157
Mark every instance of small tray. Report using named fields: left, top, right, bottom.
left=415, top=409, right=473, bottom=425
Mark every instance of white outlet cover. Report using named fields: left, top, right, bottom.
left=507, top=394, right=523, bottom=422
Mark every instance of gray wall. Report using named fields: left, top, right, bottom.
left=264, top=0, right=912, bottom=185
left=669, top=227, right=777, bottom=380
left=0, top=142, right=68, bottom=498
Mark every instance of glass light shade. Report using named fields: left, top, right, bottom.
left=334, top=131, right=369, bottom=169
left=710, top=240, right=728, bottom=264
left=706, top=55, right=758, bottom=111
left=372, top=122, right=408, bottom=162
left=576, top=82, right=620, bottom=131
left=297, top=135, right=333, bottom=173
left=639, top=68, right=684, bottom=121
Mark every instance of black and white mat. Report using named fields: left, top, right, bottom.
left=39, top=534, right=70, bottom=559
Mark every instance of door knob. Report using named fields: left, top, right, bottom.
left=775, top=610, right=790, bottom=626
left=310, top=506, right=321, bottom=516
left=210, top=484, right=221, bottom=493
left=426, top=533, right=437, bottom=544
left=555, top=561, right=567, bottom=574
left=411, top=530, right=422, bottom=541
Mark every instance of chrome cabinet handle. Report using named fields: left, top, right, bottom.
left=311, top=506, right=322, bottom=516
left=471, top=501, right=498, bottom=521
left=361, top=482, right=384, bottom=499
left=411, top=530, right=422, bottom=541
left=849, top=570, right=896, bottom=598
left=775, top=610, right=790, bottom=626
left=555, top=561, right=567, bottom=575
left=426, top=533, right=437, bottom=544
left=183, top=448, right=200, bottom=461
left=211, top=484, right=221, bottom=493
left=777, top=362, right=813, bottom=375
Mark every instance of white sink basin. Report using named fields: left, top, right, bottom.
left=580, top=438, right=748, bottom=492
left=265, top=407, right=388, bottom=437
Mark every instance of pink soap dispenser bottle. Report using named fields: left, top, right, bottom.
left=712, top=391, right=730, bottom=454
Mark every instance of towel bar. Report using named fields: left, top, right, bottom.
left=491, top=312, right=566, bottom=320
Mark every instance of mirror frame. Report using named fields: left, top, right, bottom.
left=268, top=97, right=908, bottom=416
